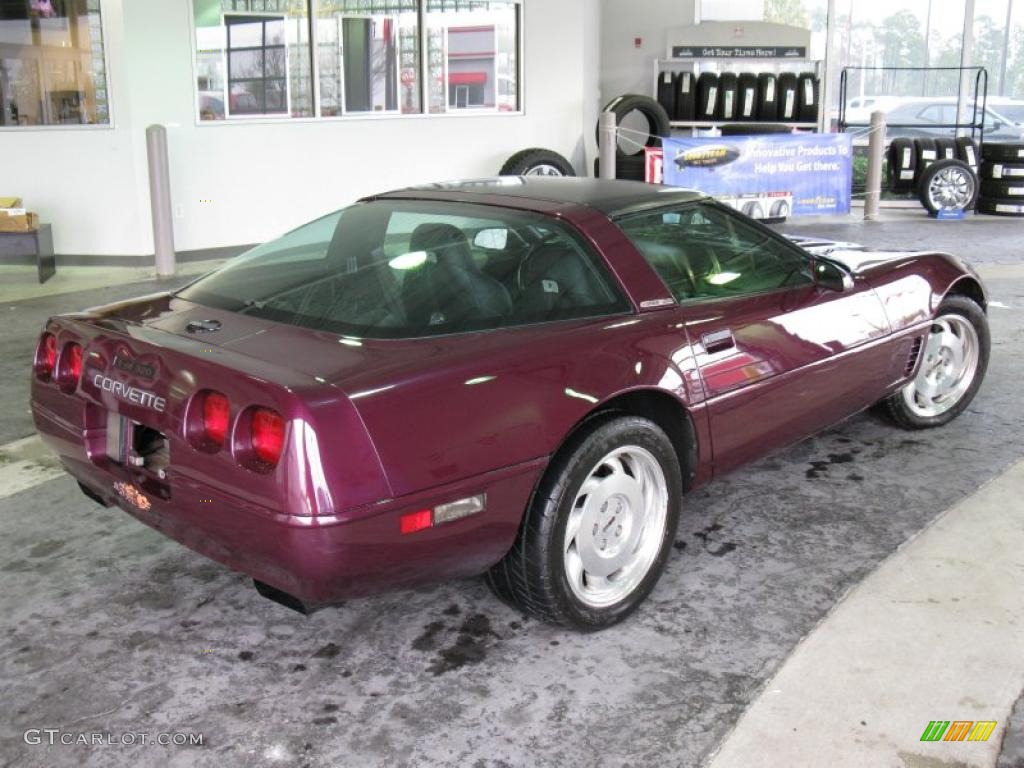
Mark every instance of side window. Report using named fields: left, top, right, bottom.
left=617, top=202, right=813, bottom=301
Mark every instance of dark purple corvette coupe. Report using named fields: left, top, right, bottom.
left=31, top=178, right=989, bottom=629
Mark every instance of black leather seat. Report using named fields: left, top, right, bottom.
left=402, top=223, right=512, bottom=328
left=517, top=242, right=608, bottom=316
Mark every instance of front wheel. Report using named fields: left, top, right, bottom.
left=486, top=416, right=681, bottom=629
left=885, top=295, right=989, bottom=429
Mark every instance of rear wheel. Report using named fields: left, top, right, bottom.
left=486, top=416, right=681, bottom=629
left=885, top=296, right=989, bottom=429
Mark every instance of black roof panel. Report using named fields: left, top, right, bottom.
left=371, top=177, right=705, bottom=217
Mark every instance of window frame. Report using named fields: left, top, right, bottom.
left=188, top=0, right=525, bottom=126
left=614, top=200, right=817, bottom=306
left=0, top=0, right=116, bottom=131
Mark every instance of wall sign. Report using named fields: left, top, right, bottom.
left=671, top=46, right=808, bottom=59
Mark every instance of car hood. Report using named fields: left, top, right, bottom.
left=785, top=235, right=931, bottom=274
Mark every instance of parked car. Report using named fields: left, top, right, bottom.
left=878, top=97, right=1024, bottom=140
left=30, top=178, right=990, bottom=629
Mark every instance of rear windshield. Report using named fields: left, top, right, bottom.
left=177, top=200, right=630, bottom=339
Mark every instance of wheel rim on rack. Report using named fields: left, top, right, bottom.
left=562, top=445, right=669, bottom=608
left=902, top=314, right=980, bottom=418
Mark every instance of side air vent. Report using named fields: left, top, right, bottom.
left=905, top=336, right=924, bottom=376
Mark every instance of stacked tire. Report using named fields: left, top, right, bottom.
left=595, top=94, right=671, bottom=181
left=654, top=70, right=819, bottom=125
left=976, top=142, right=1024, bottom=217
left=888, top=136, right=981, bottom=194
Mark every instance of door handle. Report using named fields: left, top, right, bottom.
left=702, top=329, right=735, bottom=353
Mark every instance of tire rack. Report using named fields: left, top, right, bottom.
left=652, top=57, right=824, bottom=133
left=838, top=66, right=989, bottom=146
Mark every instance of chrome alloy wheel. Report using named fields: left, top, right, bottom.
left=927, top=165, right=975, bottom=210
left=902, top=314, right=981, bottom=418
left=524, top=164, right=565, bottom=176
left=562, top=446, right=669, bottom=608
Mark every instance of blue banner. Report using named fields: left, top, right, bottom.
left=661, top=133, right=853, bottom=217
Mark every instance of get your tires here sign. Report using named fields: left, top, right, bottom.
left=658, top=133, right=853, bottom=216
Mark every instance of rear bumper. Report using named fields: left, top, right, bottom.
left=33, top=402, right=543, bottom=605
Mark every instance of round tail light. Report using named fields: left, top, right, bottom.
left=201, top=391, right=231, bottom=448
left=57, top=342, right=83, bottom=391
left=249, top=408, right=285, bottom=468
left=34, top=332, right=57, bottom=380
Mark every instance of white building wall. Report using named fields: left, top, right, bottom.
left=1, top=0, right=594, bottom=258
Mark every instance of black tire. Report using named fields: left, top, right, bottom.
left=597, top=94, right=671, bottom=157
left=768, top=198, right=791, bottom=219
left=656, top=71, right=676, bottom=119
left=717, top=72, right=739, bottom=121
left=888, top=138, right=917, bottom=192
left=955, top=137, right=980, bottom=169
left=720, top=122, right=792, bottom=136
left=741, top=200, right=765, bottom=219
left=884, top=296, right=989, bottom=430
left=776, top=72, right=799, bottom=121
left=737, top=73, right=759, bottom=120
left=696, top=72, right=719, bottom=120
left=976, top=197, right=1024, bottom=216
left=980, top=142, right=1024, bottom=163
left=593, top=155, right=647, bottom=181
left=797, top=73, right=819, bottom=123
left=499, top=148, right=576, bottom=177
left=675, top=72, right=696, bottom=121
left=979, top=160, right=1024, bottom=179
left=934, top=138, right=957, bottom=161
left=980, top=179, right=1024, bottom=198
left=916, top=158, right=978, bottom=214
left=485, top=415, right=682, bottom=629
left=756, top=73, right=778, bottom=121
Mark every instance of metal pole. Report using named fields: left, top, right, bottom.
left=598, top=111, right=617, bottom=180
left=999, top=0, right=1014, bottom=96
left=864, top=109, right=885, bottom=221
left=821, top=0, right=837, bottom=132
left=145, top=124, right=176, bottom=278
left=956, top=0, right=976, bottom=137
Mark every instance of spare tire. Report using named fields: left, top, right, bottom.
left=976, top=197, right=1024, bottom=216
left=675, top=71, right=696, bottom=121
left=737, top=73, right=759, bottom=121
left=777, top=73, right=799, bottom=121
left=717, top=72, right=739, bottom=121
left=980, top=161, right=1024, bottom=179
left=916, top=158, right=977, bottom=215
left=888, top=138, right=917, bottom=192
left=980, top=179, right=1024, bottom=199
left=720, top=123, right=793, bottom=136
left=597, top=94, right=671, bottom=157
left=756, top=73, right=779, bottom=121
left=981, top=142, right=1024, bottom=163
left=656, top=72, right=676, bottom=119
left=499, top=148, right=576, bottom=177
left=696, top=72, right=719, bottom=121
left=955, top=137, right=980, bottom=170
left=797, top=73, right=819, bottom=123
left=934, top=138, right=957, bottom=161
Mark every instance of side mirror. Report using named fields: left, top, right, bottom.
left=812, top=258, right=854, bottom=292
left=992, top=120, right=1004, bottom=131
left=473, top=228, right=509, bottom=250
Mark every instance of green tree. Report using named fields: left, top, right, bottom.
left=764, top=0, right=809, bottom=28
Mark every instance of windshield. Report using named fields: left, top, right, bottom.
left=991, top=104, right=1024, bottom=124
left=177, top=200, right=630, bottom=338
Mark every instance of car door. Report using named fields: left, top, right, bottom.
left=616, top=202, right=893, bottom=475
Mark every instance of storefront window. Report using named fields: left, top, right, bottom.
left=317, top=0, right=420, bottom=115
left=0, top=0, right=110, bottom=126
left=194, top=0, right=313, bottom=120
left=425, top=0, right=519, bottom=113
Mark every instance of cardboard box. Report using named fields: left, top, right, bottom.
left=0, top=197, right=23, bottom=209
left=0, top=210, right=39, bottom=233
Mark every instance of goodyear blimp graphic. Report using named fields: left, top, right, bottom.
left=674, top=144, right=741, bottom=169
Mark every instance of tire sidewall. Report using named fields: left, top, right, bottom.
left=540, top=416, right=682, bottom=630
left=897, top=296, right=990, bottom=427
